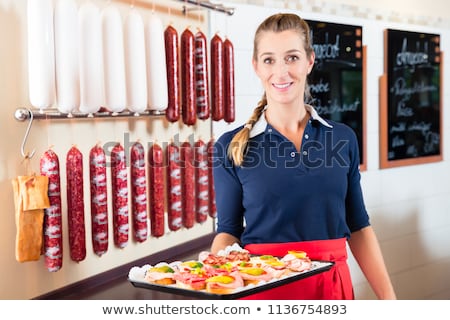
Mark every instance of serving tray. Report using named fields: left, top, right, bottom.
left=128, top=260, right=334, bottom=300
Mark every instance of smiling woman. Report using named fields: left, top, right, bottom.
left=210, top=12, right=396, bottom=300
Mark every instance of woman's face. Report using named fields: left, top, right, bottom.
left=253, top=29, right=315, bottom=107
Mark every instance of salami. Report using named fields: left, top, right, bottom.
left=111, top=143, right=129, bottom=248
left=130, top=141, right=148, bottom=242
left=180, top=141, right=195, bottom=228
left=207, top=138, right=217, bottom=218
left=194, top=139, right=209, bottom=223
left=166, top=142, right=182, bottom=231
left=164, top=24, right=180, bottom=122
left=149, top=142, right=165, bottom=237
left=223, top=38, right=235, bottom=123
left=66, top=146, right=86, bottom=262
left=89, top=144, right=108, bottom=256
left=40, top=149, right=63, bottom=272
left=180, top=28, right=196, bottom=126
left=210, top=33, right=224, bottom=121
left=194, top=30, right=210, bottom=120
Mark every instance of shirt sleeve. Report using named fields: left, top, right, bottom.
left=345, top=127, right=371, bottom=232
left=212, top=133, right=245, bottom=239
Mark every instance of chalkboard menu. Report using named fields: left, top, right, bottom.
left=380, top=29, right=442, bottom=168
left=306, top=20, right=365, bottom=169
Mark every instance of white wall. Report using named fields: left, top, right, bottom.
left=211, top=1, right=450, bottom=299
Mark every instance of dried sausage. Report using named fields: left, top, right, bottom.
left=164, top=25, right=180, bottom=122
left=194, top=30, right=210, bottom=120
left=111, top=143, right=129, bottom=248
left=194, top=139, right=209, bottom=223
left=149, top=142, right=165, bottom=237
left=180, top=141, right=195, bottom=228
left=40, top=149, right=63, bottom=271
left=166, top=142, right=182, bottom=231
left=89, top=144, right=108, bottom=256
left=130, top=142, right=148, bottom=242
left=207, top=138, right=217, bottom=218
left=180, top=28, right=196, bottom=126
left=223, top=38, right=235, bottom=123
left=210, top=33, right=224, bottom=121
left=66, top=146, right=86, bottom=262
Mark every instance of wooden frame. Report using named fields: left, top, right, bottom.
left=306, top=20, right=367, bottom=171
left=380, top=29, right=443, bottom=169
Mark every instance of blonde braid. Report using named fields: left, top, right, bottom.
left=227, top=94, right=267, bottom=166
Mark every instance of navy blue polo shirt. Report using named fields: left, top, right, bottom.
left=213, top=105, right=370, bottom=246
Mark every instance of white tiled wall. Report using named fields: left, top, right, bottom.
left=211, top=1, right=450, bottom=299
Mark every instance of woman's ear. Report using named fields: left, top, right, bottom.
left=252, top=58, right=258, bottom=74
left=307, top=52, right=315, bottom=74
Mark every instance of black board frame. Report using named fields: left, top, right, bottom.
left=306, top=20, right=367, bottom=171
left=380, top=29, right=443, bottom=169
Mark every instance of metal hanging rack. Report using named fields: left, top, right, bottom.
left=179, top=0, right=235, bottom=16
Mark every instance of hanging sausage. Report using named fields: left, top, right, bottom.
left=79, top=2, right=104, bottom=114
left=102, top=6, right=127, bottom=113
left=149, top=142, right=165, bottom=237
left=180, top=28, right=197, bottom=126
left=223, top=38, right=235, bottom=123
left=146, top=13, right=168, bottom=112
left=54, top=0, right=80, bottom=114
left=166, top=142, right=182, bottom=231
left=40, top=149, right=63, bottom=272
left=207, top=138, right=217, bottom=218
left=27, top=0, right=55, bottom=110
left=130, top=142, right=148, bottom=242
left=66, top=146, right=86, bottom=262
left=194, top=30, right=210, bottom=120
left=124, top=9, right=148, bottom=114
left=210, top=33, right=225, bottom=121
left=194, top=139, right=209, bottom=223
left=180, top=141, right=195, bottom=228
left=164, top=24, right=181, bottom=122
left=111, top=143, right=129, bottom=248
left=89, top=144, right=108, bottom=256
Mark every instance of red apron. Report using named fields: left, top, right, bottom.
left=242, top=238, right=354, bottom=300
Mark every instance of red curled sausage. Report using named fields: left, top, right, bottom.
left=164, top=24, right=180, bottom=122
left=210, top=33, right=224, bottom=121
left=111, top=143, right=129, bottom=248
left=40, top=148, right=63, bottom=272
left=223, top=37, right=235, bottom=123
left=89, top=144, right=108, bottom=256
left=66, top=146, right=86, bottom=262
left=149, top=142, right=165, bottom=237
left=207, top=138, right=217, bottom=218
left=180, top=141, right=195, bottom=228
left=130, top=141, right=148, bottom=242
left=194, top=30, right=210, bottom=120
left=180, top=28, right=196, bottom=126
left=166, top=142, right=182, bottom=231
left=194, top=139, right=209, bottom=223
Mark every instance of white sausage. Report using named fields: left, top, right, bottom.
left=54, top=0, right=80, bottom=114
left=102, top=6, right=126, bottom=113
left=145, top=13, right=168, bottom=111
left=78, top=3, right=104, bottom=114
left=124, top=9, right=148, bottom=114
left=27, top=0, right=55, bottom=110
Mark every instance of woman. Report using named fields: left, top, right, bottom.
left=211, top=13, right=396, bottom=300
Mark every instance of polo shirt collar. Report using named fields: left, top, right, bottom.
left=249, top=104, right=333, bottom=138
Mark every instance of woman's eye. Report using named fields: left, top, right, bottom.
left=263, top=57, right=274, bottom=64
left=286, top=55, right=299, bottom=63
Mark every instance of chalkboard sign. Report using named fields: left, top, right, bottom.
left=380, top=29, right=442, bottom=168
left=306, top=20, right=366, bottom=170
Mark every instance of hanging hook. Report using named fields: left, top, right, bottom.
left=20, top=109, right=36, bottom=159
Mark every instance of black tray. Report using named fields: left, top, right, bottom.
left=128, top=260, right=334, bottom=300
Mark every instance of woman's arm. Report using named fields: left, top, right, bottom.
left=348, top=226, right=397, bottom=299
left=210, top=232, right=240, bottom=254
